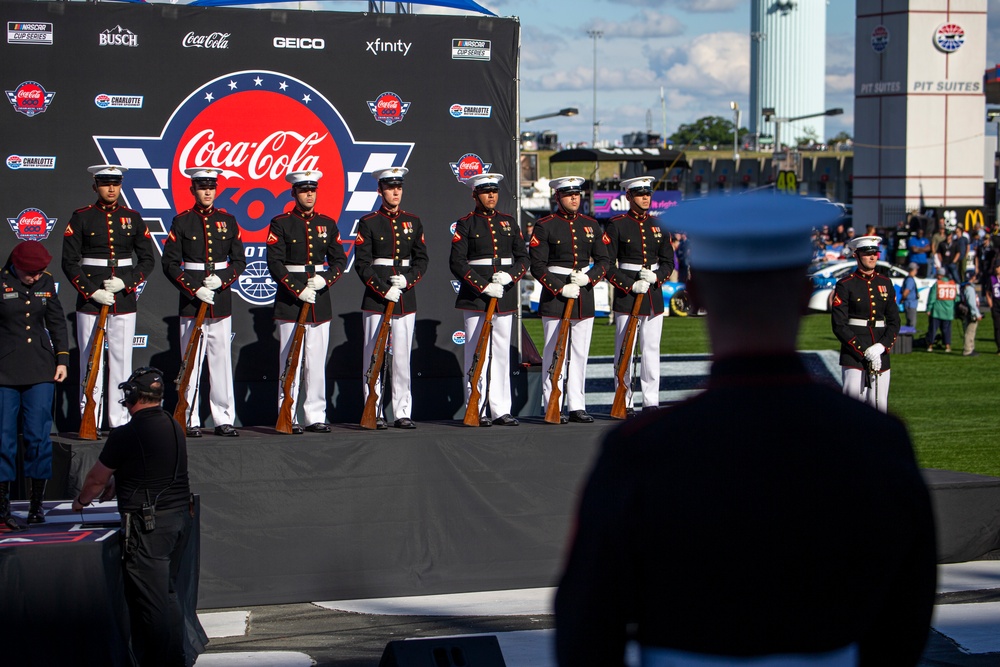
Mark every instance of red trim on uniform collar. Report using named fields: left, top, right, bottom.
left=629, top=210, right=649, bottom=221
left=96, top=201, right=119, bottom=213
left=194, top=204, right=214, bottom=217
left=476, top=207, right=496, bottom=217
left=296, top=208, right=315, bottom=220
left=558, top=207, right=578, bottom=221
left=380, top=206, right=399, bottom=219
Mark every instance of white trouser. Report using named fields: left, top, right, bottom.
left=77, top=311, right=135, bottom=429
left=614, top=310, right=664, bottom=409
left=363, top=311, right=415, bottom=420
left=642, top=643, right=857, bottom=667
left=463, top=311, right=513, bottom=418
left=178, top=316, right=236, bottom=428
left=841, top=367, right=890, bottom=413
left=277, top=320, right=330, bottom=426
left=541, top=316, right=594, bottom=413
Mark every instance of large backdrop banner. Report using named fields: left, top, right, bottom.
left=2, top=1, right=519, bottom=428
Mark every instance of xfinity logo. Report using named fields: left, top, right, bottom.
left=273, top=37, right=325, bottom=50
left=100, top=26, right=138, bottom=47
left=366, top=38, right=411, bottom=56
left=183, top=32, right=230, bottom=49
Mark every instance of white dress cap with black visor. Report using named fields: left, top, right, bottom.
left=88, top=164, right=127, bottom=184
left=549, top=176, right=585, bottom=195
left=372, top=166, right=408, bottom=186
left=467, top=173, right=504, bottom=192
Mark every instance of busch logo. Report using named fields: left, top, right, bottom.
left=92, top=71, right=413, bottom=305
left=449, top=153, right=491, bottom=183
left=5, top=81, right=55, bottom=117
left=100, top=26, right=138, bottom=47
left=183, top=32, right=230, bottom=49
left=367, top=92, right=410, bottom=127
left=7, top=207, right=57, bottom=241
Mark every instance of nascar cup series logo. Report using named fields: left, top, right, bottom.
left=449, top=153, right=491, bottom=184
left=7, top=207, right=57, bottom=242
left=5, top=81, right=54, bottom=117
left=368, top=91, right=410, bottom=126
left=92, top=70, right=412, bottom=305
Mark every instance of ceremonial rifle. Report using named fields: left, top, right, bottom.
left=78, top=304, right=109, bottom=440
left=361, top=301, right=395, bottom=430
left=173, top=301, right=209, bottom=425
left=544, top=298, right=575, bottom=425
left=610, top=293, right=644, bottom=419
left=463, top=297, right=498, bottom=426
left=275, top=303, right=310, bottom=434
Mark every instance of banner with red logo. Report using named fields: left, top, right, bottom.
left=1, top=3, right=518, bottom=427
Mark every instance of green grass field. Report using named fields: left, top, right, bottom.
left=523, top=311, right=1000, bottom=477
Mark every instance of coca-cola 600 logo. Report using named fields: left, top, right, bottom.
left=367, top=91, right=410, bottom=126
left=5, top=81, right=55, bottom=117
left=93, top=70, right=412, bottom=305
left=7, top=207, right=57, bottom=242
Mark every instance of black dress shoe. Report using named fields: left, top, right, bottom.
left=291, top=423, right=304, bottom=435
left=559, top=414, right=569, bottom=424
left=568, top=410, right=594, bottom=423
left=305, top=422, right=331, bottom=433
left=625, top=407, right=636, bottom=419
left=479, top=417, right=493, bottom=427
left=394, top=418, right=417, bottom=430
left=2, top=514, right=26, bottom=532
left=186, top=427, right=202, bottom=438
left=493, top=414, right=519, bottom=426
left=375, top=417, right=388, bottom=430
left=214, top=424, right=239, bottom=437
left=642, top=406, right=660, bottom=413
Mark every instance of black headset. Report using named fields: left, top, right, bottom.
left=118, top=366, right=165, bottom=407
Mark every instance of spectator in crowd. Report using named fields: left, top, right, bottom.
left=937, top=230, right=960, bottom=284
left=959, top=278, right=983, bottom=357
left=955, top=225, right=970, bottom=281
left=929, top=219, right=947, bottom=277
left=901, top=263, right=919, bottom=330
left=830, top=222, right=848, bottom=244
left=975, top=234, right=995, bottom=293
left=907, top=227, right=930, bottom=278
left=926, top=266, right=957, bottom=352
left=987, top=260, right=1000, bottom=355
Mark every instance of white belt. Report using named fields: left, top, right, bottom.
left=619, top=262, right=659, bottom=272
left=285, top=264, right=325, bottom=272
left=641, top=644, right=857, bottom=667
left=373, top=258, right=410, bottom=267
left=848, top=318, right=885, bottom=328
left=547, top=266, right=574, bottom=275
left=82, top=257, right=132, bottom=268
left=469, top=258, right=513, bottom=266
left=182, top=261, right=229, bottom=271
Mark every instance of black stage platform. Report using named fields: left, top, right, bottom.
left=41, top=421, right=1000, bottom=609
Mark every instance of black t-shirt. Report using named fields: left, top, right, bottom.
left=99, top=406, right=191, bottom=513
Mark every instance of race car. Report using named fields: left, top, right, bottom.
left=807, top=260, right=936, bottom=312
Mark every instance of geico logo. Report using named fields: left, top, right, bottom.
left=273, top=37, right=325, bottom=49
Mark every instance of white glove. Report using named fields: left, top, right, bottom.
left=569, top=270, right=589, bottom=286
left=195, top=286, right=215, bottom=304
left=483, top=283, right=504, bottom=299
left=385, top=286, right=402, bottom=302
left=298, top=286, right=316, bottom=304
left=639, top=268, right=657, bottom=283
left=202, top=274, right=222, bottom=290
left=389, top=274, right=407, bottom=289
left=561, top=283, right=581, bottom=299
left=868, top=355, right=882, bottom=372
left=492, top=271, right=513, bottom=286
left=307, top=275, right=326, bottom=290
left=91, top=289, right=115, bottom=306
left=631, top=280, right=650, bottom=294
left=102, top=276, right=125, bottom=293
left=863, top=343, right=885, bottom=362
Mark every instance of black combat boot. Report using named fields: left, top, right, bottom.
left=0, top=481, right=26, bottom=532
left=27, top=478, right=47, bottom=524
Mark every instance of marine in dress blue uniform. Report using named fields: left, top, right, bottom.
left=355, top=167, right=429, bottom=429
left=61, top=165, right=156, bottom=430
left=605, top=176, right=675, bottom=414
left=266, top=170, right=348, bottom=433
left=0, top=242, right=68, bottom=529
left=831, top=235, right=900, bottom=412
left=162, top=168, right=247, bottom=437
left=529, top=176, right=610, bottom=422
left=449, top=173, right=529, bottom=426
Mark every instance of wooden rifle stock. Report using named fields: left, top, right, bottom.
left=463, top=298, right=498, bottom=426
left=360, top=301, right=395, bottom=430
left=173, top=301, right=209, bottom=425
left=275, top=303, right=311, bottom=434
left=78, top=304, right=110, bottom=440
left=610, top=294, right=644, bottom=419
left=544, top=298, right=575, bottom=424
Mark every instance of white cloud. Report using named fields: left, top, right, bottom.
left=653, top=31, right=749, bottom=93
left=582, top=10, right=684, bottom=39
left=520, top=25, right=567, bottom=69
left=672, top=0, right=744, bottom=11
left=522, top=65, right=659, bottom=92
left=826, top=72, right=854, bottom=94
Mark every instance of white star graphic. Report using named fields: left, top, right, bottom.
left=302, top=93, right=312, bottom=104
left=205, top=92, right=214, bottom=102
left=253, top=76, right=263, bottom=87
left=228, top=80, right=238, bottom=90
left=279, top=81, right=288, bottom=91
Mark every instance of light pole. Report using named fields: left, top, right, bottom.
left=587, top=30, right=602, bottom=148
left=523, top=107, right=579, bottom=123
left=729, top=101, right=741, bottom=161
left=764, top=107, right=844, bottom=157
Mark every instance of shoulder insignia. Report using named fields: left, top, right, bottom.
left=452, top=232, right=462, bottom=243
left=602, top=232, right=611, bottom=245
left=355, top=232, right=365, bottom=245
left=832, top=294, right=843, bottom=307
left=167, top=230, right=177, bottom=242
left=266, top=231, right=279, bottom=245
left=529, top=234, right=540, bottom=248
left=63, top=225, right=74, bottom=237
left=144, top=228, right=151, bottom=238
left=335, top=233, right=341, bottom=243
left=421, top=233, right=425, bottom=244
left=73, top=205, right=92, bottom=214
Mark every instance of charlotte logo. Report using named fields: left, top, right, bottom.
left=871, top=25, right=889, bottom=53
left=6, top=154, right=56, bottom=170
left=366, top=38, right=411, bottom=56
left=273, top=37, right=325, bottom=49
left=368, top=92, right=410, bottom=126
left=449, top=153, right=491, bottom=184
left=92, top=70, right=413, bottom=306
left=934, top=23, right=965, bottom=52
left=5, top=81, right=55, bottom=117
left=7, top=21, right=53, bottom=45
left=183, top=32, right=230, bottom=49
left=451, top=38, right=491, bottom=61
left=451, top=330, right=466, bottom=345
left=449, top=103, right=491, bottom=119
left=100, top=26, right=138, bottom=47
left=95, top=94, right=144, bottom=109
left=7, top=207, right=57, bottom=242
